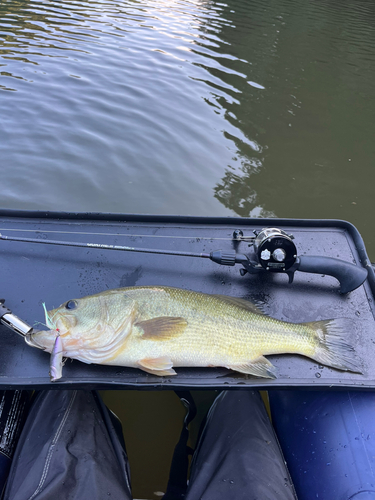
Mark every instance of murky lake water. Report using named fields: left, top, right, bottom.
left=1, top=0, right=375, bottom=496
left=2, top=0, right=375, bottom=251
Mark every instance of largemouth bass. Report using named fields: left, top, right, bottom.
left=28, top=286, right=361, bottom=381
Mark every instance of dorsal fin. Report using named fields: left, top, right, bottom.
left=211, top=295, right=266, bottom=315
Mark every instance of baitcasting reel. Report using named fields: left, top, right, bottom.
left=209, top=227, right=368, bottom=294
left=252, top=228, right=297, bottom=271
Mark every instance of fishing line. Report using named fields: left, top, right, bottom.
left=0, top=227, right=242, bottom=242
left=0, top=232, right=250, bottom=268
left=0, top=233, right=213, bottom=259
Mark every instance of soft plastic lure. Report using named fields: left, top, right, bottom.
left=49, top=334, right=63, bottom=382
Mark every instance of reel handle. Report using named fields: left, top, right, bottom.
left=295, top=255, right=368, bottom=294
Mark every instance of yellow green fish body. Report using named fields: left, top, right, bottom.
left=29, top=286, right=360, bottom=379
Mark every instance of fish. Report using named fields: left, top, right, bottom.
left=27, top=286, right=361, bottom=381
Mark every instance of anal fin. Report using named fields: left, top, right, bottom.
left=138, top=356, right=177, bottom=376
left=228, top=356, right=277, bottom=379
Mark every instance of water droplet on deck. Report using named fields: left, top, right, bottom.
left=315, top=372, right=321, bottom=378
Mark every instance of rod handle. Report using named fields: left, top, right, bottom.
left=296, top=255, right=368, bottom=294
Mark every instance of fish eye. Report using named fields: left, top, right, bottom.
left=65, top=300, right=78, bottom=310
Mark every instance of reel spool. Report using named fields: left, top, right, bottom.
left=253, top=228, right=297, bottom=271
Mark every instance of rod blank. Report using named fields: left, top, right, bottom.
left=0, top=233, right=211, bottom=259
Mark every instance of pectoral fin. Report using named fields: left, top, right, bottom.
left=136, top=317, right=187, bottom=340
left=228, top=356, right=277, bottom=379
left=138, top=356, right=177, bottom=376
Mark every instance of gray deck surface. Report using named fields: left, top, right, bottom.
left=0, top=212, right=374, bottom=390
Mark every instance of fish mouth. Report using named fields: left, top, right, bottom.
left=25, top=329, right=48, bottom=350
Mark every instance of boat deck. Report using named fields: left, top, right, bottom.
left=1, top=210, right=374, bottom=390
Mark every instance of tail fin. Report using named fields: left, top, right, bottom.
left=305, top=318, right=362, bottom=374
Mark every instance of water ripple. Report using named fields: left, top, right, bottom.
left=1, top=0, right=375, bottom=224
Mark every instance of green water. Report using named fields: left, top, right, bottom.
left=2, top=0, right=375, bottom=496
left=1, top=0, right=375, bottom=254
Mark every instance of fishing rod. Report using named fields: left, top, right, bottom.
left=0, top=228, right=368, bottom=294
left=0, top=232, right=244, bottom=264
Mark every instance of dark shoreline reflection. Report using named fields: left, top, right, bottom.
left=209, top=0, right=375, bottom=233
